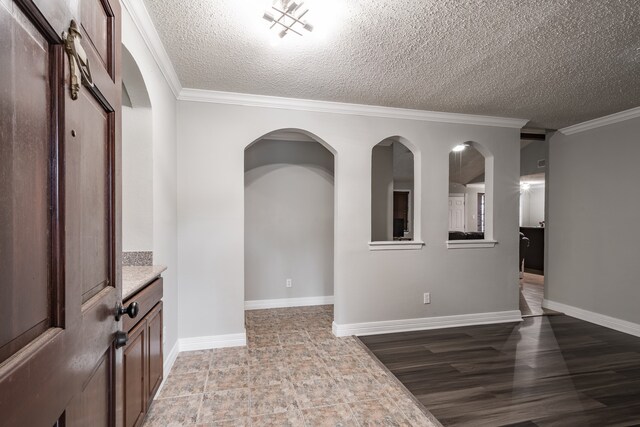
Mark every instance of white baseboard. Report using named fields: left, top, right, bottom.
left=542, top=299, right=640, bottom=338
left=156, top=340, right=179, bottom=396
left=178, top=332, right=247, bottom=352
left=332, top=310, right=522, bottom=337
left=245, top=295, right=334, bottom=310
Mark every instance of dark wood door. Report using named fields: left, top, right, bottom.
left=0, top=0, right=122, bottom=425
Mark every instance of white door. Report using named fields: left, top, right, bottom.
left=448, top=196, right=465, bottom=231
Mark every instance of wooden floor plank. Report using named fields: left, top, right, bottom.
left=359, top=315, right=640, bottom=426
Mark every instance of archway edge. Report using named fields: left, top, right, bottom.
left=245, top=128, right=337, bottom=156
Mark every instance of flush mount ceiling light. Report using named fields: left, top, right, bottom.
left=520, top=182, right=531, bottom=191
left=263, top=0, right=314, bottom=38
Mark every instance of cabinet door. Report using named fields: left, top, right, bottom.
left=123, top=320, right=147, bottom=427
left=147, top=302, right=164, bottom=402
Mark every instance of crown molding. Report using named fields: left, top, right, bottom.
left=559, top=106, right=640, bottom=135
left=121, top=0, right=182, bottom=97
left=179, top=88, right=529, bottom=129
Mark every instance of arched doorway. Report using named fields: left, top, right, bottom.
left=244, top=129, right=335, bottom=308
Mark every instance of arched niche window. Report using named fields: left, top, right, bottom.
left=121, top=45, right=154, bottom=263
left=370, top=137, right=423, bottom=250
left=447, top=141, right=496, bottom=248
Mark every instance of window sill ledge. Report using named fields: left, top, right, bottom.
left=446, top=239, right=498, bottom=249
left=369, top=241, right=425, bottom=251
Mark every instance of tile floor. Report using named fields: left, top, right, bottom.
left=143, top=305, right=440, bottom=426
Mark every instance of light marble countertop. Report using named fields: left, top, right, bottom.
left=123, top=265, right=167, bottom=300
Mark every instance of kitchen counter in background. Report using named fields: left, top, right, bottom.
left=123, top=265, right=167, bottom=299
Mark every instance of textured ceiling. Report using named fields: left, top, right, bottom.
left=144, top=0, right=640, bottom=129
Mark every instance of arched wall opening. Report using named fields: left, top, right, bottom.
left=121, top=44, right=153, bottom=260
left=447, top=141, right=494, bottom=240
left=244, top=129, right=335, bottom=306
left=370, top=136, right=420, bottom=242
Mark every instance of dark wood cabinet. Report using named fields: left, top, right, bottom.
left=122, top=278, right=163, bottom=427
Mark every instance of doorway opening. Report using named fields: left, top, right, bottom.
left=244, top=130, right=335, bottom=309
left=519, top=131, right=554, bottom=317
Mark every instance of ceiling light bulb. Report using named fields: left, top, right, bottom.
left=452, top=144, right=468, bottom=152
left=521, top=182, right=531, bottom=191
left=279, top=29, right=288, bottom=38
left=263, top=12, right=275, bottom=22
left=303, top=21, right=314, bottom=32
left=286, top=1, right=299, bottom=13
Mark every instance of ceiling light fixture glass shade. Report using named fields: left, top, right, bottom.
left=452, top=144, right=468, bottom=152
left=263, top=0, right=314, bottom=38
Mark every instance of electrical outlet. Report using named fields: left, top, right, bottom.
left=423, top=293, right=431, bottom=304
left=286, top=278, right=292, bottom=288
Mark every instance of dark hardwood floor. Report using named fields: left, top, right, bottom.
left=359, top=316, right=640, bottom=426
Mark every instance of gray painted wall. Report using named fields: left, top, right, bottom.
left=371, top=146, right=393, bottom=241
left=244, top=139, right=334, bottom=301
left=547, top=116, right=640, bottom=324
left=521, top=139, right=547, bottom=177
left=177, top=100, right=521, bottom=339
left=122, top=105, right=153, bottom=251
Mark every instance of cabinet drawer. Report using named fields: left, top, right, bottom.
left=123, top=277, right=163, bottom=332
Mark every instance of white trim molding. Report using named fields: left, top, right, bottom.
left=156, top=340, right=180, bottom=396
left=446, top=239, right=498, bottom=249
left=368, top=241, right=425, bottom=251
left=245, top=295, right=334, bottom=310
left=179, top=332, right=247, bottom=352
left=559, top=106, right=640, bottom=135
left=179, top=88, right=529, bottom=129
left=332, top=310, right=522, bottom=337
left=121, top=0, right=182, bottom=97
left=542, top=299, right=640, bottom=338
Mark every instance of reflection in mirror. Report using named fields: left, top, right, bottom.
left=448, top=143, right=486, bottom=240
left=371, top=138, right=414, bottom=241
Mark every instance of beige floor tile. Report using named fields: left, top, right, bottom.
left=247, top=333, right=280, bottom=349
left=338, top=373, right=385, bottom=403
left=249, top=381, right=299, bottom=416
left=152, top=306, right=439, bottom=427
left=292, top=378, right=346, bottom=409
left=159, top=371, right=208, bottom=398
left=143, top=394, right=202, bottom=426
left=251, top=409, right=305, bottom=426
left=249, top=362, right=290, bottom=387
left=171, top=351, right=212, bottom=375
left=323, top=355, right=369, bottom=378
left=286, top=358, right=332, bottom=382
left=197, top=389, right=250, bottom=424
left=348, top=398, right=412, bottom=426
left=207, top=366, right=249, bottom=391
left=279, top=331, right=312, bottom=346
left=281, top=343, right=321, bottom=362
left=300, top=404, right=358, bottom=427
left=248, top=346, right=285, bottom=366
left=210, top=347, right=248, bottom=370
left=196, top=418, right=248, bottom=427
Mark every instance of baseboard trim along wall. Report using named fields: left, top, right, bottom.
left=178, top=332, right=247, bottom=352
left=332, top=310, right=523, bottom=337
left=245, top=295, right=334, bottom=310
left=157, top=341, right=180, bottom=395
left=542, top=299, right=640, bottom=338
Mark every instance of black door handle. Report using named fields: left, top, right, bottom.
left=115, top=331, right=128, bottom=349
left=115, top=301, right=139, bottom=321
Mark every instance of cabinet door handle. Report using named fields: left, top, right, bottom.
left=115, top=301, right=140, bottom=321
left=115, top=331, right=128, bottom=349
